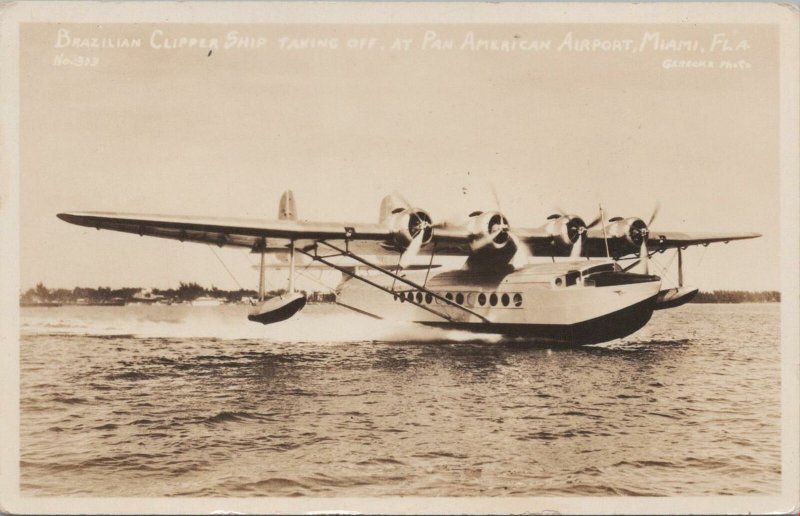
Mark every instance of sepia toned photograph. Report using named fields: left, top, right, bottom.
left=0, top=2, right=798, bottom=514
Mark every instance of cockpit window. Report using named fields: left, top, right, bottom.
left=565, top=271, right=580, bottom=287
left=584, top=264, right=616, bottom=276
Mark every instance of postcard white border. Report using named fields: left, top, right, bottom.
left=0, top=2, right=797, bottom=514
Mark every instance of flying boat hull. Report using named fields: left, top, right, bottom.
left=336, top=262, right=662, bottom=345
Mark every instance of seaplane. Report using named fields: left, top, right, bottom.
left=57, top=190, right=760, bottom=345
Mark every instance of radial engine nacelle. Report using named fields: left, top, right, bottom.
left=467, top=211, right=512, bottom=251
left=606, top=217, right=649, bottom=247
left=545, top=214, right=587, bottom=247
left=385, top=208, right=433, bottom=250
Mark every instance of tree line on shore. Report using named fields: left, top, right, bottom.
left=691, top=290, right=780, bottom=303
left=21, top=282, right=779, bottom=305
left=20, top=282, right=261, bottom=305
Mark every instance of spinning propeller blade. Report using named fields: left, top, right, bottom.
left=490, top=184, right=503, bottom=213
left=638, top=203, right=661, bottom=274
left=472, top=227, right=505, bottom=251
left=388, top=193, right=433, bottom=269
left=648, top=202, right=661, bottom=227
left=399, top=228, right=425, bottom=269
left=569, top=234, right=583, bottom=259
left=568, top=211, right=602, bottom=259
left=630, top=204, right=659, bottom=274
left=510, top=232, right=531, bottom=269
left=630, top=238, right=650, bottom=275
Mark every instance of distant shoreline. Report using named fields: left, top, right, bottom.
left=690, top=290, right=780, bottom=304
left=20, top=283, right=779, bottom=306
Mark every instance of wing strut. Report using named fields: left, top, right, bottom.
left=288, top=239, right=296, bottom=294
left=599, top=203, right=610, bottom=258
left=423, top=243, right=437, bottom=287
left=678, top=247, right=683, bottom=287
left=258, top=250, right=266, bottom=301
left=248, top=237, right=307, bottom=325
left=299, top=240, right=490, bottom=324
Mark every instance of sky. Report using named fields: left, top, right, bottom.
left=19, top=22, right=780, bottom=291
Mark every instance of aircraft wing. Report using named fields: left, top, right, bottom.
left=57, top=212, right=392, bottom=250
left=515, top=227, right=760, bottom=258
left=645, top=231, right=762, bottom=249
left=56, top=211, right=476, bottom=256
left=58, top=211, right=760, bottom=260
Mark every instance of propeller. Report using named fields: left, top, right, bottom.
left=602, top=202, right=660, bottom=263
left=586, top=213, right=603, bottom=229
left=570, top=213, right=602, bottom=258
left=401, top=211, right=433, bottom=269
left=648, top=202, right=660, bottom=227
left=629, top=238, right=650, bottom=275
left=487, top=184, right=530, bottom=268
left=390, top=192, right=433, bottom=269
left=549, top=210, right=602, bottom=259
left=629, top=203, right=660, bottom=274
left=399, top=225, right=425, bottom=269
left=472, top=226, right=506, bottom=251
left=490, top=185, right=503, bottom=213
left=569, top=233, right=584, bottom=259
left=509, top=232, right=531, bottom=269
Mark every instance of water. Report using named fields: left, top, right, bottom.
left=20, top=303, right=781, bottom=496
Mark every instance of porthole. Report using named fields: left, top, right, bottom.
left=415, top=292, right=423, bottom=304
left=406, top=291, right=414, bottom=302
left=501, top=293, right=510, bottom=307
left=478, top=293, right=487, bottom=306
left=425, top=293, right=433, bottom=304
left=455, top=293, right=464, bottom=305
left=445, top=292, right=454, bottom=302
left=555, top=277, right=563, bottom=287
left=489, top=293, right=498, bottom=306
left=513, top=293, right=523, bottom=307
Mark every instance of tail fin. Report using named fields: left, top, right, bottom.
left=379, top=195, right=400, bottom=224
left=278, top=190, right=297, bottom=220
left=276, top=191, right=298, bottom=262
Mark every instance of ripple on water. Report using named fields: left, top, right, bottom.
left=19, top=303, right=782, bottom=497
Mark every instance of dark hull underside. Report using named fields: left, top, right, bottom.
left=420, top=294, right=659, bottom=345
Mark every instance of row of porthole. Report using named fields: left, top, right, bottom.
left=395, top=290, right=524, bottom=308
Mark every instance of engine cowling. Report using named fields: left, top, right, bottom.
left=467, top=211, right=511, bottom=251
left=385, top=208, right=433, bottom=250
left=545, top=214, right=587, bottom=247
left=606, top=217, right=649, bottom=246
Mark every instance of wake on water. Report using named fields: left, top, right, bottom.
left=20, top=305, right=504, bottom=344
left=19, top=304, right=683, bottom=348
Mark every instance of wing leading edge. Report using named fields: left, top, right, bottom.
left=58, top=211, right=760, bottom=259
left=517, top=228, right=760, bottom=258
left=57, top=212, right=391, bottom=250
left=57, top=211, right=483, bottom=258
